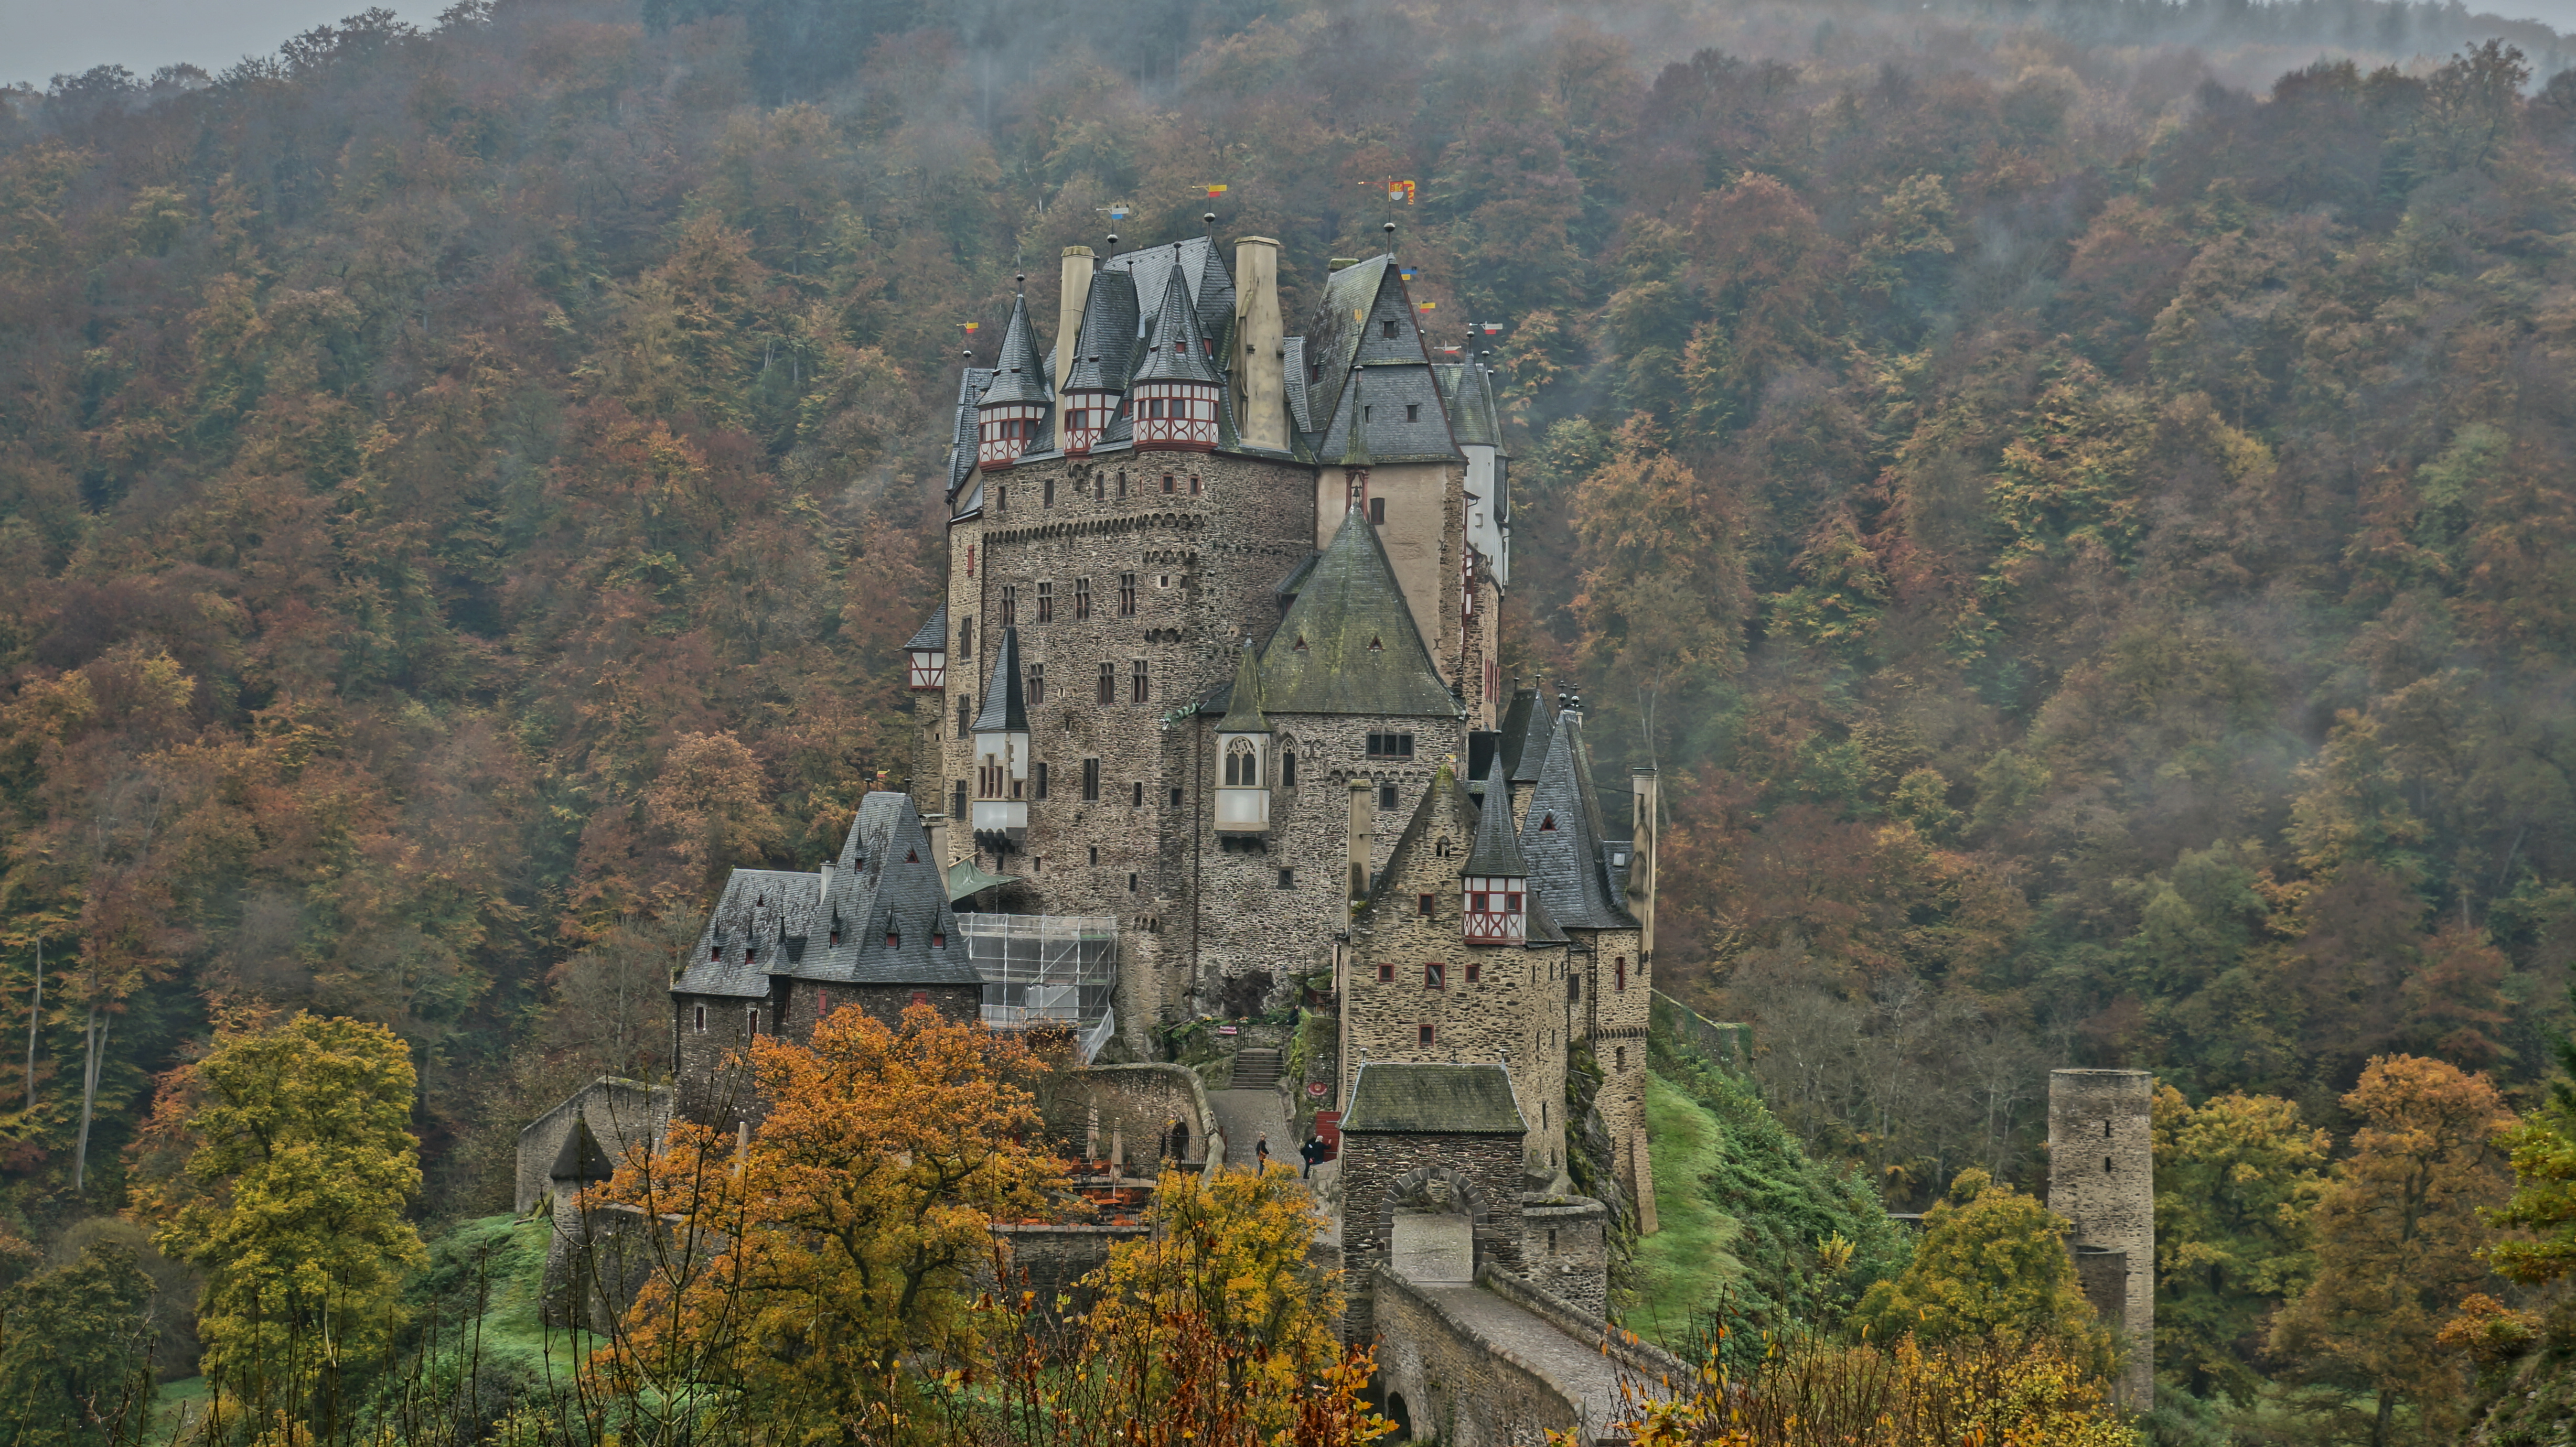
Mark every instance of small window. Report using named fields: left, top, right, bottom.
left=1279, top=867, right=1296, bottom=889
left=995, top=485, right=1007, bottom=512
left=1189, top=474, right=1203, bottom=495
left=1026, top=662, right=1044, bottom=706
left=1369, top=496, right=1386, bottom=525
left=1043, top=476, right=1055, bottom=506
left=743, top=948, right=755, bottom=964
left=1131, top=658, right=1151, bottom=703
left=1540, top=813, right=1556, bottom=831
left=1615, top=955, right=1627, bottom=991
left=1075, top=577, right=1091, bottom=620
left=1281, top=751, right=1297, bottom=786
left=1170, top=786, right=1184, bottom=807
left=816, top=988, right=829, bottom=1017
left=1417, top=893, right=1435, bottom=916
left=958, top=617, right=974, bottom=657
left=1615, top=1046, right=1626, bottom=1071
left=1035, top=761, right=1049, bottom=800
left=1382, top=320, right=1400, bottom=339
left=1366, top=733, right=1415, bottom=759
left=1419, top=1022, right=1435, bottom=1045
left=1132, top=782, right=1145, bottom=807
left=999, top=586, right=1016, bottom=627
left=885, top=926, right=899, bottom=947
left=1163, top=473, right=1175, bottom=494
left=1569, top=974, right=1581, bottom=1002
left=1128, top=872, right=1140, bottom=892
left=2105, top=1156, right=2115, bottom=1174
left=1097, top=662, right=1116, bottom=704
left=709, top=945, right=718, bottom=962
left=746, top=1008, right=760, bottom=1035
left=957, top=696, right=972, bottom=740
left=1083, top=758, right=1101, bottom=801
left=1379, top=783, right=1399, bottom=811
left=913, top=990, right=929, bottom=1006
left=1405, top=403, right=1420, bottom=422
left=1424, top=962, right=1444, bottom=989
left=693, top=1005, right=706, bottom=1032
left=953, top=779, right=967, bottom=819
left=1465, top=961, right=1480, bottom=984
left=1378, top=963, right=1396, bottom=983
left=1036, top=580, right=1053, bottom=622
left=1119, top=573, right=1138, bottom=617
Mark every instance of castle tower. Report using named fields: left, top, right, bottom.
left=2048, top=1068, right=2154, bottom=1410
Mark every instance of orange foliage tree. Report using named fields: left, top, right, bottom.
left=2269, top=1054, right=2516, bottom=1447
left=589, top=1002, right=1067, bottom=1444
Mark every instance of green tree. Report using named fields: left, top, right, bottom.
left=2151, top=1085, right=2328, bottom=1403
left=143, top=1013, right=424, bottom=1441
left=2270, top=1055, right=2515, bottom=1447
left=1853, top=1168, right=2108, bottom=1363
left=0, top=1242, right=155, bottom=1446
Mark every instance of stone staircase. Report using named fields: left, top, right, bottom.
left=1230, top=1048, right=1283, bottom=1092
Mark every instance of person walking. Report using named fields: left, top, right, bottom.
left=1254, top=1133, right=1270, bottom=1171
left=1300, top=1135, right=1322, bottom=1179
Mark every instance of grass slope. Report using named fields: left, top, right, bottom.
left=1627, top=1072, right=1750, bottom=1343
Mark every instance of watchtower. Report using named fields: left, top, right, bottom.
left=2047, top=1068, right=2153, bottom=1410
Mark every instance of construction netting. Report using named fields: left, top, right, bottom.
left=954, top=913, right=1119, bottom=1033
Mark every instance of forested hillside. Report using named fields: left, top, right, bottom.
left=5, top=0, right=2576, bottom=1257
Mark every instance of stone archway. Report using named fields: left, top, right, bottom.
left=1375, top=1163, right=1491, bottom=1283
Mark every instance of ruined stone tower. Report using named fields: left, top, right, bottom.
left=2047, top=1068, right=2154, bottom=1410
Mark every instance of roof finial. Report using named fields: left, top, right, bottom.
left=1203, top=211, right=1217, bottom=233
left=1106, top=231, right=1119, bottom=254
left=1015, top=272, right=1026, bottom=291
left=1383, top=220, right=1398, bottom=255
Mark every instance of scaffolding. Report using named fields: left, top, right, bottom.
left=955, top=913, right=1119, bottom=1036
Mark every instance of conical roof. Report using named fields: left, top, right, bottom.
left=971, top=627, right=1029, bottom=733
left=1131, top=266, right=1223, bottom=385
left=979, top=292, right=1054, bottom=406
left=1498, top=683, right=1555, bottom=784
left=1216, top=640, right=1269, bottom=733
left=1062, top=269, right=1141, bottom=393
left=1518, top=710, right=1638, bottom=931
left=1463, top=757, right=1529, bottom=877
left=904, top=603, right=948, bottom=653
left=550, top=1116, right=616, bottom=1182
left=1258, top=505, right=1458, bottom=718
left=1338, top=372, right=1373, bottom=467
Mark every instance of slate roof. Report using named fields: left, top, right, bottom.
left=674, top=793, right=981, bottom=999
left=904, top=603, right=947, bottom=653
left=1282, top=337, right=1314, bottom=433
left=1130, top=266, right=1222, bottom=385
left=1062, top=269, right=1141, bottom=393
left=947, top=366, right=995, bottom=498
left=971, top=627, right=1028, bottom=734
left=550, top=1117, right=615, bottom=1182
left=1462, top=757, right=1530, bottom=877
left=1517, top=710, right=1640, bottom=932
left=1435, top=361, right=1508, bottom=454
left=1496, top=685, right=1557, bottom=784
left=1344, top=1063, right=1529, bottom=1135
left=978, top=291, right=1055, bottom=406
left=1258, top=504, right=1461, bottom=719
left=1300, top=255, right=1463, bottom=466
left=1215, top=640, right=1268, bottom=733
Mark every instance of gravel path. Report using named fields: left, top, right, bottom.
left=1208, top=1088, right=1291, bottom=1176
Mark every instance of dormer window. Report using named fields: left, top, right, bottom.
left=932, top=931, right=945, bottom=948
left=1541, top=814, right=1557, bottom=830
left=886, top=925, right=900, bottom=948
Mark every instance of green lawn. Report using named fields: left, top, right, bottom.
left=1624, top=1072, right=1749, bottom=1346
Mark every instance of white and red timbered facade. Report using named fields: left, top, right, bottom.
left=976, top=404, right=1048, bottom=468
left=1060, top=393, right=1116, bottom=454
left=1461, top=875, right=1527, bottom=943
left=1129, top=377, right=1221, bottom=450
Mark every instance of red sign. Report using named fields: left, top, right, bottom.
left=1306, top=1081, right=1326, bottom=1098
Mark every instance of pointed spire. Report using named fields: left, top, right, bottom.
left=971, top=627, right=1028, bottom=733
left=1131, top=266, right=1222, bottom=385
left=979, top=292, right=1053, bottom=405
left=1463, top=755, right=1529, bottom=877
left=1216, top=639, right=1269, bottom=733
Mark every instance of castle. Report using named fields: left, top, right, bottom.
left=524, top=228, right=2156, bottom=1429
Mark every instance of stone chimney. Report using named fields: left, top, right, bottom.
left=923, top=812, right=951, bottom=869
left=1233, top=236, right=1286, bottom=451
left=1053, top=245, right=1094, bottom=451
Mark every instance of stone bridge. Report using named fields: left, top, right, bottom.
left=1371, top=1263, right=1683, bottom=1447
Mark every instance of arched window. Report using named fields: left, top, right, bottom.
left=1281, top=751, right=1297, bottom=786
left=1225, top=739, right=1258, bottom=786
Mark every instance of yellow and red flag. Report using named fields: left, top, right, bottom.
left=1204, top=183, right=1229, bottom=198
left=1389, top=180, right=1416, bottom=204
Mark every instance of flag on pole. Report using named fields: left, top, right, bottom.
left=1418, top=301, right=1437, bottom=311
left=1389, top=180, right=1416, bottom=204
left=1100, top=203, right=1132, bottom=221
left=1204, top=183, right=1228, bottom=197
left=1479, top=322, right=1502, bottom=335
left=1400, top=265, right=1417, bottom=280
left=962, top=322, right=980, bottom=332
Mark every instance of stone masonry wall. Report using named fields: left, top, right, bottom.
left=1574, top=925, right=1652, bottom=1210
left=516, top=1077, right=671, bottom=1216
left=1038, top=1062, right=1214, bottom=1173
left=1518, top=1197, right=1611, bottom=1317
left=1370, top=1268, right=1582, bottom=1447
left=2048, top=1068, right=2154, bottom=1410
left=1338, top=1129, right=1526, bottom=1343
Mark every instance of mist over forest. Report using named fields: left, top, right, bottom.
left=10, top=0, right=2576, bottom=1437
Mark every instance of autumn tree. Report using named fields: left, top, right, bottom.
left=2270, top=1055, right=2516, bottom=1447
left=595, top=1001, right=1067, bottom=1444
left=0, top=1241, right=155, bottom=1447
left=1853, top=1168, right=2108, bottom=1365
left=2151, top=1085, right=2328, bottom=1403
left=141, top=1012, right=424, bottom=1442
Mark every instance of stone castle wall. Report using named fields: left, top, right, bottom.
left=2048, top=1068, right=2154, bottom=1410
left=1337, top=1129, right=1527, bottom=1343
